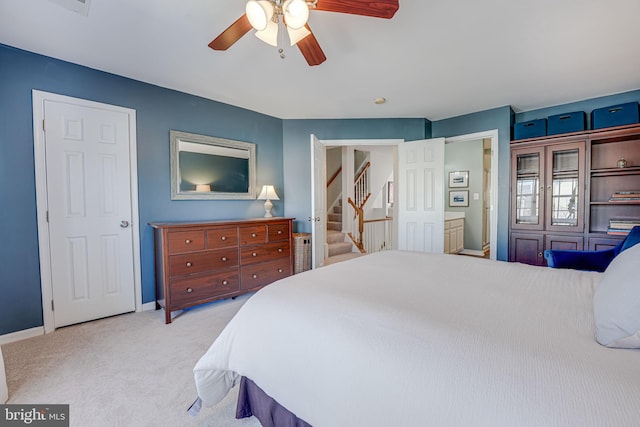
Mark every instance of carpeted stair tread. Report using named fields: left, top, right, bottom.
left=328, top=213, right=342, bottom=222
left=328, top=242, right=353, bottom=257
left=327, top=221, right=342, bottom=231
left=327, top=230, right=346, bottom=244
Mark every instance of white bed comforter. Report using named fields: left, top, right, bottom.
left=193, top=251, right=640, bottom=427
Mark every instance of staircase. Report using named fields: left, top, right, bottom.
left=325, top=200, right=361, bottom=265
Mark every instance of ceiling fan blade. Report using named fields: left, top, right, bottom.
left=296, top=25, right=327, bottom=66
left=313, top=0, right=399, bottom=19
left=208, top=14, right=253, bottom=50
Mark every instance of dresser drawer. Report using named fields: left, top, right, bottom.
left=240, top=258, right=291, bottom=290
left=240, top=241, right=290, bottom=265
left=240, top=225, right=267, bottom=245
left=268, top=223, right=289, bottom=242
left=207, top=227, right=238, bottom=249
left=170, top=270, right=240, bottom=308
left=167, top=230, right=206, bottom=254
left=150, top=218, right=294, bottom=324
left=169, top=249, right=238, bottom=276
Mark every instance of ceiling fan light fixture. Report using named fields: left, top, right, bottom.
left=255, top=19, right=279, bottom=47
left=283, top=0, right=309, bottom=30
left=287, top=25, right=311, bottom=46
left=246, top=0, right=274, bottom=31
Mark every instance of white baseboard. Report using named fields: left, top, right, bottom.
left=141, top=301, right=157, bottom=312
left=459, top=249, right=485, bottom=257
left=0, top=327, right=44, bottom=345
left=1, top=304, right=157, bottom=345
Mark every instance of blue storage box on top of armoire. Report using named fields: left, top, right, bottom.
left=547, top=111, right=586, bottom=135
left=591, top=102, right=639, bottom=130
left=514, top=118, right=547, bottom=140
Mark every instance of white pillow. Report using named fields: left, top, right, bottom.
left=593, top=243, right=640, bottom=348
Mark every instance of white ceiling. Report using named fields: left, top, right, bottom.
left=1, top=0, right=639, bottom=120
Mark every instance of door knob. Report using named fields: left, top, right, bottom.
left=120, top=220, right=130, bottom=228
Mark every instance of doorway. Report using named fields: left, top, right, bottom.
left=33, top=91, right=142, bottom=333
left=445, top=130, right=498, bottom=260
left=311, top=130, right=499, bottom=265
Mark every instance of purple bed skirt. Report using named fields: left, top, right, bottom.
left=236, top=376, right=311, bottom=427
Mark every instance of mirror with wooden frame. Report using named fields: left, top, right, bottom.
left=170, top=130, right=256, bottom=200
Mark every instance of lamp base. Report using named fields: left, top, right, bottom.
left=263, top=199, right=273, bottom=218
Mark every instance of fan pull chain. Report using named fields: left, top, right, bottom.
left=277, top=20, right=286, bottom=59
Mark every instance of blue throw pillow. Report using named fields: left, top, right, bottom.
left=619, top=226, right=640, bottom=253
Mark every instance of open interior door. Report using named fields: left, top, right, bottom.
left=397, top=138, right=446, bottom=252
left=310, top=134, right=326, bottom=268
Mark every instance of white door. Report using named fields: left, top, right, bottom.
left=310, top=134, right=326, bottom=268
left=397, top=138, right=445, bottom=252
left=43, top=99, right=136, bottom=328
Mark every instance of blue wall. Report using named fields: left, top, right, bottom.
left=2, top=42, right=639, bottom=336
left=432, top=106, right=514, bottom=261
left=0, top=44, right=283, bottom=335
left=282, top=119, right=429, bottom=233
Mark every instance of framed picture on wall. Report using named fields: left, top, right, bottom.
left=449, top=190, right=469, bottom=207
left=448, top=171, right=469, bottom=188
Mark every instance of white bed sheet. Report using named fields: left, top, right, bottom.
left=194, top=250, right=640, bottom=427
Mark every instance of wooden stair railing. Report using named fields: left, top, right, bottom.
left=346, top=161, right=372, bottom=253
left=327, top=161, right=373, bottom=254
left=353, top=162, right=370, bottom=211
left=327, top=166, right=341, bottom=188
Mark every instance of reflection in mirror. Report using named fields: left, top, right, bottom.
left=170, top=130, right=257, bottom=200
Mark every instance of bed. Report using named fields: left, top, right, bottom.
left=191, top=248, right=640, bottom=426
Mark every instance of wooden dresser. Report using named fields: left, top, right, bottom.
left=149, top=218, right=294, bottom=323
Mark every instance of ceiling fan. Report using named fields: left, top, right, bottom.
left=209, top=0, right=399, bottom=66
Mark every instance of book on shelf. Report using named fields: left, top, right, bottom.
left=607, top=218, right=640, bottom=234
left=608, top=196, right=640, bottom=201
left=608, top=223, right=639, bottom=230
left=612, top=190, right=640, bottom=195
left=607, top=229, right=633, bottom=236
left=609, top=190, right=640, bottom=201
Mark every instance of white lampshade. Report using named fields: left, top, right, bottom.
left=287, top=25, right=311, bottom=45
left=283, top=0, right=309, bottom=30
left=258, top=185, right=279, bottom=217
left=246, top=0, right=274, bottom=31
left=258, top=185, right=279, bottom=200
left=195, top=184, right=211, bottom=192
left=255, top=19, right=279, bottom=47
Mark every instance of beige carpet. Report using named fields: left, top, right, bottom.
left=1, top=294, right=261, bottom=427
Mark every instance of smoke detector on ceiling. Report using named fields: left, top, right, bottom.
left=49, top=0, right=91, bottom=16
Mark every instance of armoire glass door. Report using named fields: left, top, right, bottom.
left=546, top=142, right=585, bottom=231
left=512, top=147, right=544, bottom=229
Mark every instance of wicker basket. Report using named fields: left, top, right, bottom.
left=293, top=233, right=312, bottom=274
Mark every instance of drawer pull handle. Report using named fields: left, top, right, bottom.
left=252, top=274, right=257, bottom=279
left=222, top=280, right=228, bottom=285
left=278, top=268, right=283, bottom=273
left=251, top=233, right=257, bottom=238
left=187, top=287, right=193, bottom=293
left=278, top=248, right=283, bottom=253
left=185, top=239, right=191, bottom=244
left=277, top=230, right=282, bottom=235
left=221, top=236, right=227, bottom=241
left=252, top=252, right=257, bottom=257
left=221, top=256, right=228, bottom=262
left=186, top=262, right=192, bottom=267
